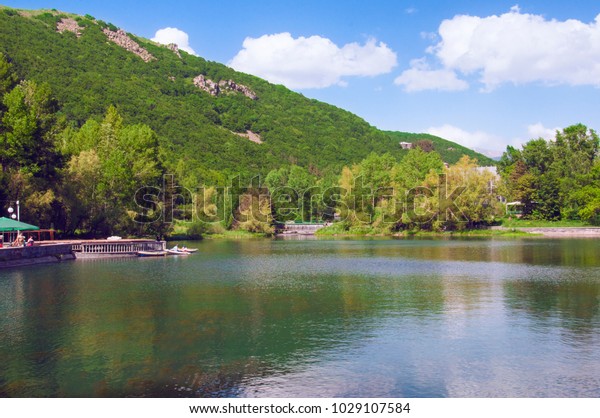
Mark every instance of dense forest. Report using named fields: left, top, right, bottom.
left=1, top=7, right=598, bottom=237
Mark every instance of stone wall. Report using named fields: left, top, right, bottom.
left=0, top=244, right=75, bottom=268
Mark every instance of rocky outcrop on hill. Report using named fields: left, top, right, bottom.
left=193, top=75, right=257, bottom=100
left=233, top=130, right=263, bottom=144
left=193, top=75, right=220, bottom=96
left=218, top=79, right=258, bottom=100
left=103, top=28, right=155, bottom=62
left=56, top=18, right=83, bottom=37
left=167, top=43, right=181, bottom=58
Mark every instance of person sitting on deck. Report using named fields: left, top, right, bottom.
left=26, top=236, right=34, bottom=247
left=13, top=233, right=24, bottom=247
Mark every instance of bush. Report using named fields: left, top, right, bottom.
left=186, top=221, right=208, bottom=239
left=34, top=12, right=59, bottom=26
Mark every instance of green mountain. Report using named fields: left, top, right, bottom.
left=0, top=6, right=493, bottom=184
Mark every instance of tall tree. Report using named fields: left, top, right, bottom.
left=62, top=106, right=163, bottom=235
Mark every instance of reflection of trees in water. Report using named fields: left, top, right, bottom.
left=517, top=239, right=600, bottom=267
left=326, top=238, right=600, bottom=267
left=0, top=264, right=449, bottom=396
left=503, top=278, right=600, bottom=341
left=0, top=271, right=73, bottom=397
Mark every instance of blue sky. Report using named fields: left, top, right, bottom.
left=4, top=1, right=600, bottom=156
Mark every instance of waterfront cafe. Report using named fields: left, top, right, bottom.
left=0, top=217, right=41, bottom=247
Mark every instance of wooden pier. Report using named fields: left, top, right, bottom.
left=70, top=239, right=166, bottom=258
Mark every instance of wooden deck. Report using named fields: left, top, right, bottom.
left=69, top=239, right=166, bottom=258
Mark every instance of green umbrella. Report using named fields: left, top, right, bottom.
left=0, top=217, right=40, bottom=232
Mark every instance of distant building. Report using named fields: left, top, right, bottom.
left=399, top=142, right=414, bottom=149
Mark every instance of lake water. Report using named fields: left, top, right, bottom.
left=1, top=237, right=600, bottom=397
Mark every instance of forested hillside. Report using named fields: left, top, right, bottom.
left=0, top=7, right=491, bottom=180
left=0, top=6, right=502, bottom=237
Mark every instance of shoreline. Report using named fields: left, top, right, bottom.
left=314, top=226, right=600, bottom=239
left=174, top=226, right=600, bottom=240
left=490, top=226, right=600, bottom=237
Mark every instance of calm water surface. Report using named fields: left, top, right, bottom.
left=1, top=237, right=600, bottom=397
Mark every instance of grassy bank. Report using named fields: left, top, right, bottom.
left=315, top=223, right=535, bottom=238
left=202, top=230, right=272, bottom=239
left=169, top=222, right=271, bottom=240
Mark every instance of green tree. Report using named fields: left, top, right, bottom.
left=62, top=106, right=163, bottom=235
left=0, top=80, right=61, bottom=176
left=393, top=147, right=444, bottom=191
left=422, top=156, right=502, bottom=230
left=0, top=78, right=63, bottom=226
left=0, top=53, right=17, bottom=98
left=552, top=124, right=599, bottom=219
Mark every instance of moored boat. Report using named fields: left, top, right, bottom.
left=167, top=245, right=197, bottom=255
left=137, top=250, right=167, bottom=257
left=166, top=249, right=191, bottom=255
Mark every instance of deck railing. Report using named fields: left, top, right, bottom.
left=73, top=240, right=165, bottom=254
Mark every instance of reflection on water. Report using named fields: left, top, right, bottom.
left=1, top=238, right=599, bottom=397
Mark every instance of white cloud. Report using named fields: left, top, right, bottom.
left=394, top=59, right=468, bottom=92
left=401, top=7, right=600, bottom=91
left=426, top=124, right=504, bottom=153
left=229, top=32, right=397, bottom=89
left=526, top=123, right=560, bottom=140
left=431, top=7, right=600, bottom=90
left=152, top=27, right=196, bottom=55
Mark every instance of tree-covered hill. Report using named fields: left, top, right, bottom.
left=0, top=6, right=492, bottom=183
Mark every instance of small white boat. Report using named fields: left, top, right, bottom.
left=137, top=250, right=167, bottom=257
left=166, top=249, right=191, bottom=255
